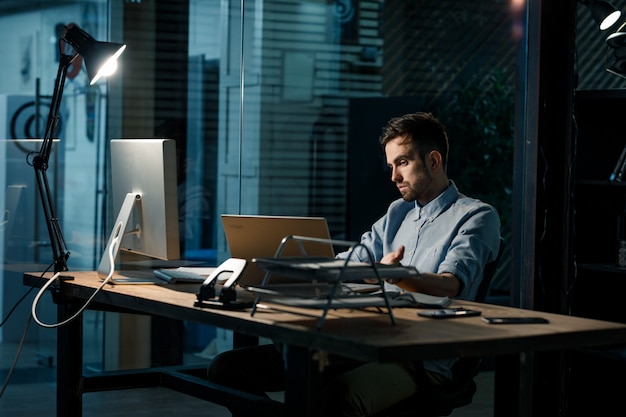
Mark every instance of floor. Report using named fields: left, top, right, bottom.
left=0, top=374, right=494, bottom=416
left=0, top=338, right=494, bottom=417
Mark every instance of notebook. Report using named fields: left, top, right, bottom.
left=220, top=214, right=335, bottom=287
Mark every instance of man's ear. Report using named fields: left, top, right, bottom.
left=428, top=150, right=443, bottom=172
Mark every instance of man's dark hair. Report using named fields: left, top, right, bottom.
left=379, top=112, right=449, bottom=170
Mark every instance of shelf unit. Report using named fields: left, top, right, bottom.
left=571, top=90, right=626, bottom=322
left=567, top=90, right=626, bottom=416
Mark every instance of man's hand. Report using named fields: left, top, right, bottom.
left=381, top=246, right=405, bottom=285
left=380, top=246, right=405, bottom=265
left=363, top=246, right=406, bottom=284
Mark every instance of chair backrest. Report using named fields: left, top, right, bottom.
left=474, top=237, right=505, bottom=303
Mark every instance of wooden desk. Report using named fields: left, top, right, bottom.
left=24, top=271, right=626, bottom=417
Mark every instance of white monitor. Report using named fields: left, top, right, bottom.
left=97, top=138, right=180, bottom=281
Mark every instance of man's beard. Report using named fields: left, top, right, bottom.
left=400, top=186, right=417, bottom=202
left=399, top=172, right=432, bottom=202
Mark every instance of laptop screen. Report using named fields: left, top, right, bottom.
left=221, top=214, right=334, bottom=286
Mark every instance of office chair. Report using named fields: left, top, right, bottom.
left=373, top=237, right=505, bottom=417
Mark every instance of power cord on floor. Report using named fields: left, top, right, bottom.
left=0, top=266, right=51, bottom=399
left=31, top=222, right=122, bottom=329
left=0, top=314, right=31, bottom=399
left=0, top=223, right=122, bottom=398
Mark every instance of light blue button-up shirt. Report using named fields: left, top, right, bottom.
left=338, top=181, right=501, bottom=300
left=337, top=181, right=501, bottom=379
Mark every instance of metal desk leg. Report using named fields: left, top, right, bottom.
left=518, top=352, right=534, bottom=417
left=494, top=352, right=534, bottom=417
left=283, top=345, right=316, bottom=417
left=57, top=298, right=83, bottom=417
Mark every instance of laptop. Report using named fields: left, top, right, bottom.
left=220, top=214, right=335, bottom=287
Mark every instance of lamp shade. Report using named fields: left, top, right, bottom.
left=607, top=30, right=626, bottom=48
left=606, top=32, right=626, bottom=77
left=591, top=1, right=622, bottom=30
left=63, top=25, right=126, bottom=85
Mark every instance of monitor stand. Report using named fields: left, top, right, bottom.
left=97, top=192, right=156, bottom=284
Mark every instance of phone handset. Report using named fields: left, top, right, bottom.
left=195, top=258, right=249, bottom=308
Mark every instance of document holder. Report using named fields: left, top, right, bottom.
left=194, top=258, right=252, bottom=310
left=249, top=235, right=420, bottom=329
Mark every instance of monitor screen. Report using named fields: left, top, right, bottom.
left=97, top=139, right=180, bottom=279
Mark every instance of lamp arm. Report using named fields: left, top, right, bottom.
left=35, top=53, right=76, bottom=168
left=31, top=52, right=78, bottom=273
left=35, top=165, right=70, bottom=273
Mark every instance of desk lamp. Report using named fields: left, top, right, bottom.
left=605, top=22, right=626, bottom=77
left=589, top=0, right=622, bottom=30
left=29, top=24, right=126, bottom=275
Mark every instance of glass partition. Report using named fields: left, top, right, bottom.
left=0, top=0, right=116, bottom=375
left=0, top=0, right=517, bottom=389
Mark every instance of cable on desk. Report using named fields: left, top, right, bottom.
left=31, top=221, right=122, bottom=329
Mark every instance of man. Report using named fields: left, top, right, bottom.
left=207, top=112, right=501, bottom=416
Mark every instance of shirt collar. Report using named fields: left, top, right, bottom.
left=414, top=181, right=459, bottom=220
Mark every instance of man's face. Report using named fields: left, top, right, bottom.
left=385, top=136, right=433, bottom=203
